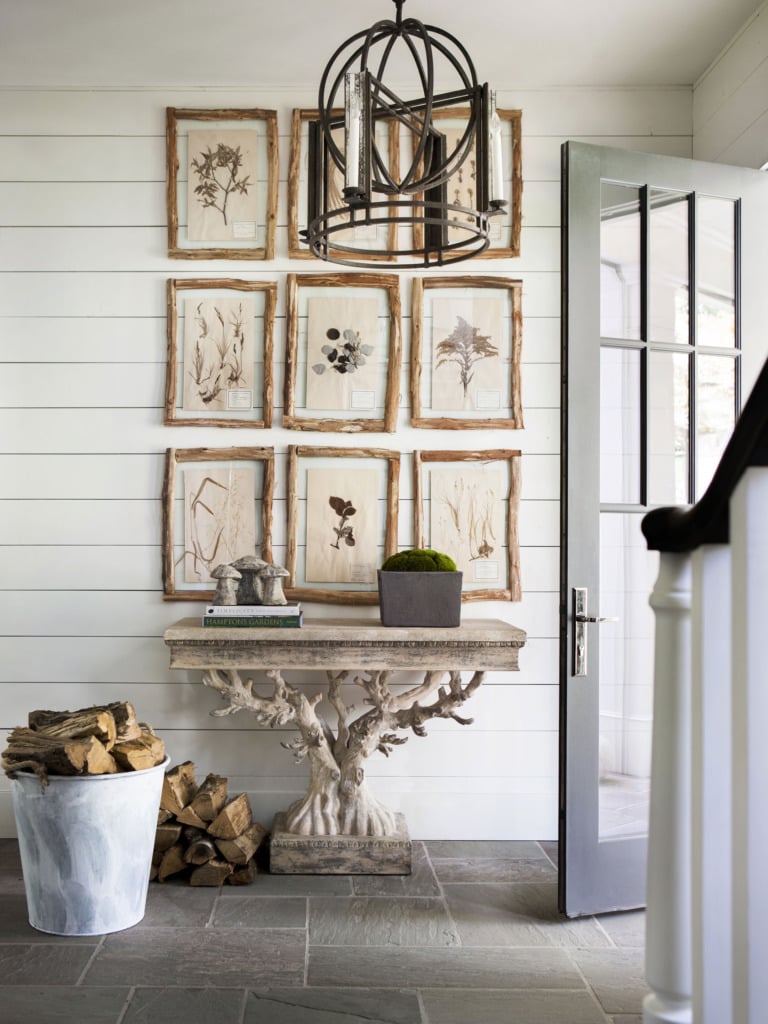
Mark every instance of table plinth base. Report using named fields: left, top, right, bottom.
left=269, top=812, right=412, bottom=875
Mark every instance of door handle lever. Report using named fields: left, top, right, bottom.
left=572, top=588, right=617, bottom=676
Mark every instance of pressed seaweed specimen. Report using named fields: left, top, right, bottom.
left=190, top=142, right=252, bottom=226
left=435, top=315, right=499, bottom=399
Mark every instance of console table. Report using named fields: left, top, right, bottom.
left=164, top=617, right=526, bottom=873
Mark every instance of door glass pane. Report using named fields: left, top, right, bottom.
left=601, top=183, right=642, bottom=340
left=600, top=347, right=641, bottom=503
left=697, top=354, right=737, bottom=499
left=648, top=351, right=689, bottom=505
left=598, top=512, right=657, bottom=839
left=697, top=196, right=737, bottom=348
left=649, top=189, right=689, bottom=344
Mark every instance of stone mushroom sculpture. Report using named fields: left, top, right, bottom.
left=211, top=564, right=241, bottom=606
left=259, top=564, right=290, bottom=606
left=231, top=556, right=268, bottom=605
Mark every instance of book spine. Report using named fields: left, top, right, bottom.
left=202, top=616, right=303, bottom=628
left=205, top=605, right=300, bottom=616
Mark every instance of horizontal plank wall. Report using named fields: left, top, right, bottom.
left=0, top=86, right=692, bottom=839
left=693, top=1, right=768, bottom=166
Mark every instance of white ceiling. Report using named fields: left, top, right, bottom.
left=0, top=0, right=762, bottom=90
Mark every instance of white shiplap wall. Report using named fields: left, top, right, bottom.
left=693, top=1, right=768, bottom=167
left=0, top=86, right=692, bottom=839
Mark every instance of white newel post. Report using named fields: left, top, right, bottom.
left=644, top=552, right=692, bottom=1024
left=691, top=545, right=732, bottom=1024
left=730, top=468, right=768, bottom=1024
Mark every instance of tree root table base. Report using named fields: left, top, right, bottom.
left=164, top=618, right=525, bottom=875
left=270, top=811, right=411, bottom=875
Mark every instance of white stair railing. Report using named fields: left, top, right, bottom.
left=641, top=356, right=768, bottom=1024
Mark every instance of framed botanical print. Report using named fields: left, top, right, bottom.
left=164, top=279, right=276, bottom=428
left=411, top=107, right=522, bottom=260
left=414, top=449, right=522, bottom=601
left=166, top=107, right=278, bottom=260
left=162, top=446, right=274, bottom=600
left=287, top=108, right=400, bottom=261
left=286, top=445, right=400, bottom=604
left=411, top=276, right=523, bottom=429
left=284, top=273, right=402, bottom=433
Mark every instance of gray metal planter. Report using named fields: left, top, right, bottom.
left=377, top=571, right=463, bottom=627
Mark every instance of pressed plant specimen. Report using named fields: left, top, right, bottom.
left=190, top=142, right=252, bottom=227
left=181, top=468, right=256, bottom=582
left=187, top=300, right=248, bottom=408
left=312, top=327, right=374, bottom=377
left=435, top=315, right=499, bottom=400
left=329, top=495, right=356, bottom=550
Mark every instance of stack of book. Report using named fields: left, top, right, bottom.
left=202, top=604, right=303, bottom=628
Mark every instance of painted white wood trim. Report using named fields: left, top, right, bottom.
left=691, top=545, right=733, bottom=1024
left=644, top=552, right=692, bottom=1024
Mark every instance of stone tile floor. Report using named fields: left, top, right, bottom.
left=0, top=838, right=646, bottom=1024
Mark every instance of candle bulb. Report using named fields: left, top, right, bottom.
left=345, top=72, right=363, bottom=193
left=489, top=91, right=504, bottom=205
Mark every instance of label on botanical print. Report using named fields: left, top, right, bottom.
left=475, top=389, right=501, bottom=410
left=350, top=390, right=376, bottom=410
left=233, top=221, right=257, bottom=238
left=349, top=562, right=375, bottom=583
left=473, top=560, right=500, bottom=582
left=227, top=389, right=253, bottom=410
left=353, top=223, right=378, bottom=240
left=489, top=219, right=503, bottom=241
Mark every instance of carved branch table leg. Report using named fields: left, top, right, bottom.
left=202, top=665, right=486, bottom=874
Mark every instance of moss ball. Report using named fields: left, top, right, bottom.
left=381, top=548, right=457, bottom=572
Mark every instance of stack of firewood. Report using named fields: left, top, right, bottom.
left=1, top=702, right=165, bottom=783
left=153, top=762, right=267, bottom=886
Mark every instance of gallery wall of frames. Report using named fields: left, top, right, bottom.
left=0, top=85, right=694, bottom=839
left=162, top=106, right=524, bottom=607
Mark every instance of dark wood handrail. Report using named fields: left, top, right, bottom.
left=642, top=356, right=768, bottom=552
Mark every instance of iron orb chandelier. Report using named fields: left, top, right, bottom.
left=302, top=0, right=506, bottom=268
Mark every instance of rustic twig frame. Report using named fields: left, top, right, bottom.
left=287, top=108, right=400, bottom=261
left=284, top=273, right=402, bottom=433
left=166, top=107, right=278, bottom=260
left=411, top=276, right=523, bottom=429
left=414, top=449, right=522, bottom=601
left=162, top=446, right=275, bottom=601
left=165, top=279, right=277, bottom=428
left=286, top=445, right=400, bottom=604
left=411, top=108, right=523, bottom=260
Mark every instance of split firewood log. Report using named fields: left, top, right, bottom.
left=189, top=859, right=233, bottom=886
left=182, top=827, right=218, bottom=866
left=227, top=860, right=258, bottom=885
left=2, top=728, right=117, bottom=781
left=112, top=728, right=165, bottom=772
left=175, top=805, right=208, bottom=829
left=189, top=773, right=228, bottom=822
left=157, top=842, right=187, bottom=881
left=207, top=793, right=252, bottom=839
left=214, top=822, right=267, bottom=865
left=154, top=823, right=182, bottom=853
left=27, top=708, right=117, bottom=751
left=160, top=761, right=197, bottom=815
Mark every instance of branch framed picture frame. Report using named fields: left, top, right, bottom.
left=287, top=107, right=400, bottom=261
left=162, top=446, right=275, bottom=601
left=284, top=273, right=402, bottom=433
left=165, top=278, right=277, bottom=428
left=286, top=445, right=400, bottom=604
left=166, top=107, right=278, bottom=260
left=411, top=276, right=523, bottom=429
left=411, top=107, right=523, bottom=260
left=414, top=449, right=522, bottom=601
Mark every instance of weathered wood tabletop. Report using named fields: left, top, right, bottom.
left=164, top=617, right=526, bottom=672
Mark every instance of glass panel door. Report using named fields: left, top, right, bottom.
left=561, top=142, right=767, bottom=916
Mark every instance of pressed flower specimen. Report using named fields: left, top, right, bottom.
left=435, top=315, right=499, bottom=399
left=328, top=495, right=357, bottom=549
left=312, top=327, right=374, bottom=377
